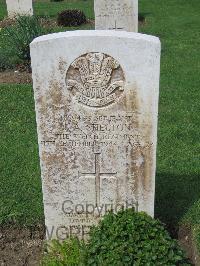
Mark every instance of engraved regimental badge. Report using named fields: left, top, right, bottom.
left=66, top=52, right=125, bottom=108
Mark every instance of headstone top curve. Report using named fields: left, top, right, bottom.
left=30, top=30, right=160, bottom=47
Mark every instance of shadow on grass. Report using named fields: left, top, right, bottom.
left=155, top=172, right=200, bottom=237
left=138, top=12, right=151, bottom=23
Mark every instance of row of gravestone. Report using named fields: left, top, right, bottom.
left=29, top=1, right=161, bottom=241
left=6, top=0, right=138, bottom=32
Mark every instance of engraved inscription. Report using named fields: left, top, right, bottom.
left=40, top=112, right=148, bottom=150
left=96, top=1, right=134, bottom=18
left=40, top=112, right=153, bottom=151
left=66, top=52, right=125, bottom=107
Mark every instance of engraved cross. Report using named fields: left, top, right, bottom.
left=109, top=20, right=124, bottom=30
left=80, top=152, right=117, bottom=208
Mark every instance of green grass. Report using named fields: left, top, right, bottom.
left=0, top=0, right=200, bottom=240
left=0, top=0, right=6, bottom=20
left=139, top=0, right=200, bottom=251
left=0, top=0, right=94, bottom=20
left=139, top=0, right=200, bottom=229
left=0, top=84, right=43, bottom=225
left=34, top=0, right=94, bottom=19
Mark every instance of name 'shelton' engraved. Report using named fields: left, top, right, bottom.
left=41, top=113, right=145, bottom=148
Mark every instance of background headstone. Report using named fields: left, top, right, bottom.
left=6, top=0, right=33, bottom=17
left=30, top=30, right=160, bottom=240
left=94, top=0, right=138, bottom=32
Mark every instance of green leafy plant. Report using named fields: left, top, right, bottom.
left=86, top=209, right=191, bottom=266
left=2, top=16, right=47, bottom=69
left=0, top=49, right=14, bottom=71
left=0, top=28, right=17, bottom=70
left=57, top=10, right=87, bottom=27
left=41, top=238, right=87, bottom=266
left=41, top=210, right=191, bottom=265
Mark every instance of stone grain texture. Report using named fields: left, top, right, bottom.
left=30, top=30, right=160, bottom=240
left=94, top=0, right=138, bottom=32
left=6, top=0, right=33, bottom=17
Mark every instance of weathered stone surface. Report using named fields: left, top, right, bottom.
left=30, top=30, right=160, bottom=240
left=94, top=0, right=138, bottom=32
left=6, top=0, right=33, bottom=17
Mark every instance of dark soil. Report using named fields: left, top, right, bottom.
left=0, top=224, right=196, bottom=266
left=0, top=17, right=57, bottom=29
left=178, top=225, right=200, bottom=265
left=0, top=225, right=45, bottom=266
left=0, top=18, right=15, bottom=28
left=0, top=16, right=93, bottom=30
left=0, top=70, right=32, bottom=84
left=40, top=17, right=58, bottom=29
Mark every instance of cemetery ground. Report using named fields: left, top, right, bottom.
left=0, top=0, right=200, bottom=265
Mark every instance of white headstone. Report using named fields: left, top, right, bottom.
left=6, top=0, right=33, bottom=17
left=30, top=30, right=160, bottom=241
left=94, top=0, right=138, bottom=32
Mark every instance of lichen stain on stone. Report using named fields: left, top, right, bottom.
left=37, top=95, right=47, bottom=114
left=58, top=58, right=68, bottom=75
left=143, top=145, right=154, bottom=190
left=37, top=94, right=44, bottom=105
left=123, top=82, right=140, bottom=112
left=43, top=153, right=66, bottom=192
left=130, top=142, right=154, bottom=200
left=123, top=82, right=153, bottom=201
left=129, top=145, right=143, bottom=196
left=48, top=80, right=64, bottom=107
